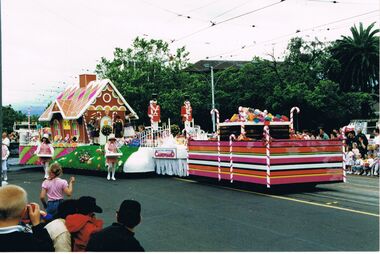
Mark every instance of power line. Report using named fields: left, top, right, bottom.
left=211, top=0, right=253, bottom=20
left=206, top=9, right=379, bottom=59
left=212, top=0, right=285, bottom=26
left=173, top=0, right=286, bottom=43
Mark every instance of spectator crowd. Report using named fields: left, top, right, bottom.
left=0, top=162, right=145, bottom=252
left=291, top=127, right=380, bottom=177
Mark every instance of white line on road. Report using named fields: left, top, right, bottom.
left=174, top=177, right=379, bottom=218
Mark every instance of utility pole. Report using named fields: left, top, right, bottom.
left=211, top=66, right=215, bottom=132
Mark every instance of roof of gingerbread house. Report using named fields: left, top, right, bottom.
left=39, top=79, right=139, bottom=121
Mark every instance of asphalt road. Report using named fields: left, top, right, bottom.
left=3, top=165, right=379, bottom=251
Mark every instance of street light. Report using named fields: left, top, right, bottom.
left=190, top=62, right=238, bottom=133
left=204, top=63, right=237, bottom=132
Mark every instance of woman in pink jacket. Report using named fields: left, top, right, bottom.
left=35, top=134, right=55, bottom=179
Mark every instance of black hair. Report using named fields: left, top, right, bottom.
left=117, top=200, right=141, bottom=229
left=41, top=137, right=50, bottom=144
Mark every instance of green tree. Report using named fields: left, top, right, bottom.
left=330, top=22, right=379, bottom=93
left=1, top=105, right=26, bottom=133
left=95, top=37, right=191, bottom=126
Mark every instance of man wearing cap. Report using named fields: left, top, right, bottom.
left=65, top=196, right=103, bottom=252
left=86, top=200, right=144, bottom=252
left=105, top=134, right=121, bottom=181
left=35, top=134, right=55, bottom=179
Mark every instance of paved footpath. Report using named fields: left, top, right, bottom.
left=3, top=164, right=379, bottom=251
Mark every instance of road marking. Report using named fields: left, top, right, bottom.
left=346, top=182, right=379, bottom=190
left=305, top=192, right=380, bottom=207
left=175, top=178, right=197, bottom=183
left=174, top=177, right=379, bottom=218
left=221, top=186, right=380, bottom=217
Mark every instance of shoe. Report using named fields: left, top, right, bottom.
left=367, top=173, right=371, bottom=176
left=111, top=176, right=116, bottom=181
left=107, top=174, right=110, bottom=180
left=1, top=181, right=8, bottom=185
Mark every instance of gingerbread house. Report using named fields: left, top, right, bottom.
left=39, top=74, right=139, bottom=144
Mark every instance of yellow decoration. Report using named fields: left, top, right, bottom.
left=230, top=114, right=238, bottom=122
left=69, top=159, right=72, bottom=163
left=247, top=113, right=254, bottom=121
left=97, top=164, right=101, bottom=169
left=63, top=120, right=71, bottom=130
left=97, top=156, right=101, bottom=160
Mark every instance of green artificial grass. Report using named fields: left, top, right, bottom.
left=52, top=145, right=139, bottom=172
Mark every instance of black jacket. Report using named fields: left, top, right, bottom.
left=86, top=222, right=144, bottom=252
left=0, top=224, right=54, bottom=252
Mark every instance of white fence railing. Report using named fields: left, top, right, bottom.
left=136, top=125, right=172, bottom=147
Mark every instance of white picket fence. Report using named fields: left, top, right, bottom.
left=136, top=125, right=172, bottom=147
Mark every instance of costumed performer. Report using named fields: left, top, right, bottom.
left=113, top=115, right=124, bottom=138
left=35, top=134, right=55, bottom=179
left=105, top=134, right=121, bottom=181
left=147, top=94, right=160, bottom=145
left=89, top=114, right=101, bottom=145
left=181, top=95, right=193, bottom=132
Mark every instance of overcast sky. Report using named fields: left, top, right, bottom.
left=1, top=0, right=379, bottom=112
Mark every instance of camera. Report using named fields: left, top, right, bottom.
left=21, top=203, right=50, bottom=224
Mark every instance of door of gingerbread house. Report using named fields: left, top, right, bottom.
left=99, top=116, right=112, bottom=145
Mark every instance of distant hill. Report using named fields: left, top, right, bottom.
left=13, top=105, right=46, bottom=116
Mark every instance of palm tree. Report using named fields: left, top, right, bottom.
left=331, top=22, right=379, bottom=92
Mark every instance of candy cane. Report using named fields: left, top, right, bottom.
left=112, top=112, right=118, bottom=134
left=83, top=112, right=92, bottom=143
left=263, top=125, right=271, bottom=188
left=229, top=134, right=236, bottom=183
left=341, top=128, right=346, bottom=183
left=112, top=111, right=117, bottom=123
left=211, top=109, right=220, bottom=181
left=290, top=107, right=300, bottom=134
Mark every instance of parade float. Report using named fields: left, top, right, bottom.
left=187, top=107, right=345, bottom=188
left=19, top=73, right=345, bottom=187
left=19, top=74, right=153, bottom=173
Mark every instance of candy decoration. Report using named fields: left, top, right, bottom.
left=229, top=134, right=236, bottom=183
left=263, top=125, right=271, bottom=188
left=211, top=109, right=221, bottom=181
left=83, top=112, right=92, bottom=143
left=341, top=128, right=346, bottom=183
left=290, top=107, right=300, bottom=134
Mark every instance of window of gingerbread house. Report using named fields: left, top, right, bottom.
left=53, top=119, right=62, bottom=138
left=71, top=120, right=80, bottom=138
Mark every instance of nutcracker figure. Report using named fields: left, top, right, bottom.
left=181, top=95, right=192, bottom=131
left=147, top=94, right=161, bottom=131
